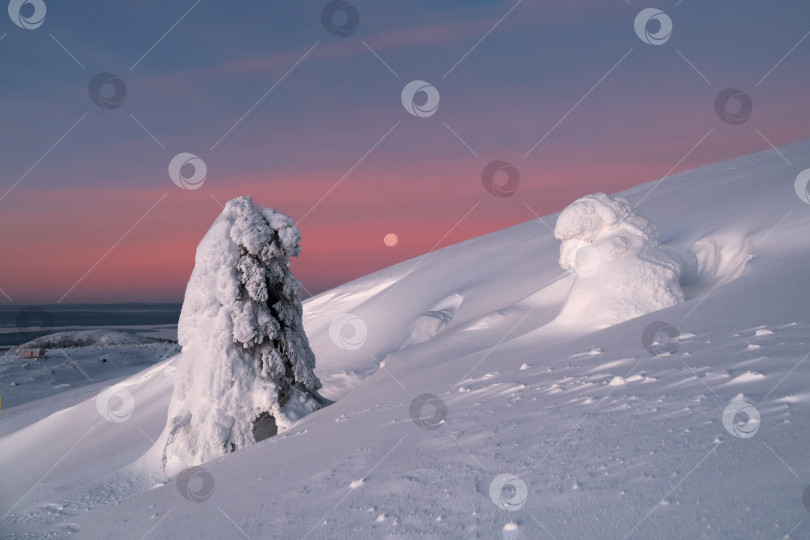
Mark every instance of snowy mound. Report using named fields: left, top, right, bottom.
left=12, top=330, right=171, bottom=351
left=553, top=193, right=696, bottom=328
left=152, top=196, right=322, bottom=473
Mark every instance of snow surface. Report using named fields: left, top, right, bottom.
left=0, top=331, right=178, bottom=410
left=1, top=140, right=810, bottom=539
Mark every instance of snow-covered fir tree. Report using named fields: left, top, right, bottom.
left=158, top=196, right=323, bottom=471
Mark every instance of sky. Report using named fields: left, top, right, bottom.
left=0, top=0, right=809, bottom=303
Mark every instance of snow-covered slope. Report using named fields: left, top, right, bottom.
left=0, top=331, right=178, bottom=411
left=2, top=140, right=810, bottom=539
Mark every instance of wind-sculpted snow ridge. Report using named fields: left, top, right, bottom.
left=553, top=193, right=697, bottom=329
left=152, top=196, right=323, bottom=474
left=401, top=293, right=464, bottom=348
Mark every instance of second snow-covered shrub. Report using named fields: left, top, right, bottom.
left=553, top=193, right=695, bottom=327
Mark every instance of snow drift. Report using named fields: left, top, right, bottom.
left=553, top=192, right=697, bottom=328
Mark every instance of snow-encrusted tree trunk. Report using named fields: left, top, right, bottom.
left=158, top=196, right=323, bottom=472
